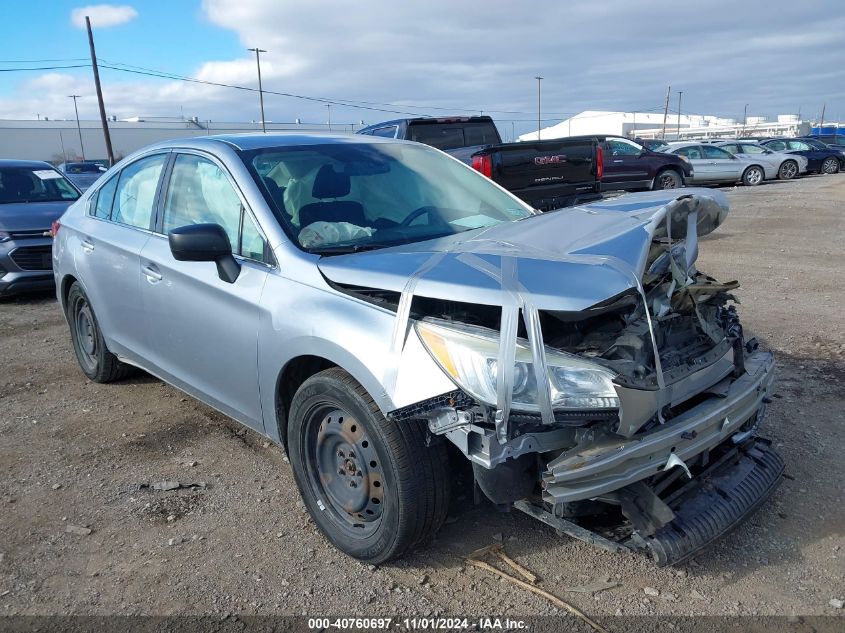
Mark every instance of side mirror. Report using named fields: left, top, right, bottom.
left=168, top=223, right=241, bottom=283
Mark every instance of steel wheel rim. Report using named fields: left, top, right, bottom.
left=303, top=405, right=385, bottom=537
left=73, top=299, right=98, bottom=371
left=747, top=168, right=762, bottom=185
left=659, top=173, right=677, bottom=189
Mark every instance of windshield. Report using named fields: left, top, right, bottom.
left=64, top=162, right=104, bottom=174
left=0, top=167, right=80, bottom=204
left=649, top=141, right=670, bottom=152
left=243, top=142, right=534, bottom=253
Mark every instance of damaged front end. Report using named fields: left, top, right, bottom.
left=323, top=189, right=782, bottom=564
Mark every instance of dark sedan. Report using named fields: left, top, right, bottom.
left=571, top=135, right=692, bottom=191
left=57, top=161, right=108, bottom=192
left=759, top=138, right=841, bottom=174
left=0, top=160, right=80, bottom=296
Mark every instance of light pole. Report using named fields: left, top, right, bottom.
left=676, top=91, right=683, bottom=139
left=534, top=76, right=543, bottom=140
left=327, top=104, right=332, bottom=131
left=68, top=95, right=85, bottom=160
left=742, top=103, right=748, bottom=135
left=248, top=47, right=267, bottom=132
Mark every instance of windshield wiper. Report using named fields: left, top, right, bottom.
left=309, top=242, right=394, bottom=255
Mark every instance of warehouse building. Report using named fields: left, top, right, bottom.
left=0, top=117, right=360, bottom=163
left=519, top=110, right=814, bottom=142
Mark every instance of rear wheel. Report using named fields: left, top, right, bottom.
left=821, top=157, right=840, bottom=174
left=652, top=169, right=681, bottom=190
left=778, top=160, right=798, bottom=180
left=287, top=368, right=450, bottom=564
left=66, top=282, right=135, bottom=382
left=742, top=165, right=764, bottom=186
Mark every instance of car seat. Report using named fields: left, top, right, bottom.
left=298, top=165, right=366, bottom=228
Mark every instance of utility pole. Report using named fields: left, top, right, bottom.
left=534, top=76, right=543, bottom=140
left=326, top=104, right=332, bottom=131
left=247, top=47, right=267, bottom=132
left=68, top=95, right=85, bottom=161
left=85, top=16, right=114, bottom=166
left=676, top=91, right=683, bottom=139
left=742, top=103, right=748, bottom=135
left=660, top=85, right=671, bottom=139
left=819, top=103, right=826, bottom=132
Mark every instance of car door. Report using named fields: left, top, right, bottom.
left=138, top=150, right=273, bottom=427
left=673, top=145, right=712, bottom=181
left=786, top=140, right=820, bottom=170
left=74, top=152, right=168, bottom=362
left=700, top=145, right=742, bottom=181
left=602, top=138, right=650, bottom=187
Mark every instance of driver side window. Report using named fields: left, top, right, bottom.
left=162, top=154, right=268, bottom=262
left=606, top=139, right=642, bottom=156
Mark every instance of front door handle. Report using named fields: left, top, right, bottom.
left=81, top=239, right=94, bottom=252
left=142, top=265, right=163, bottom=283
left=613, top=159, right=623, bottom=163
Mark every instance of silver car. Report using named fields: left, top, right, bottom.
left=712, top=141, right=808, bottom=180
left=666, top=142, right=767, bottom=186
left=53, top=134, right=781, bottom=565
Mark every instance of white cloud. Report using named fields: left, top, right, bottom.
left=71, top=4, right=138, bottom=29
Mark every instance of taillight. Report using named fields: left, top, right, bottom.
left=472, top=154, right=493, bottom=179
left=50, top=220, right=61, bottom=238
left=596, top=145, right=604, bottom=180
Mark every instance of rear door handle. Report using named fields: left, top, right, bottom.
left=142, top=264, right=163, bottom=282
left=81, top=239, right=94, bottom=252
left=613, top=159, right=623, bottom=163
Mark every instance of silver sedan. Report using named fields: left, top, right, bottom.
left=665, top=142, right=767, bottom=186
left=712, top=141, right=808, bottom=180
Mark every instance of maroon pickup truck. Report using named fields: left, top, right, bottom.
left=568, top=134, right=693, bottom=191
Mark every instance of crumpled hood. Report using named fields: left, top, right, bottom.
left=318, top=188, right=728, bottom=312
left=0, top=200, right=74, bottom=232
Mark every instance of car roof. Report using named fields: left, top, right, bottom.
left=142, top=132, right=417, bottom=153
left=0, top=159, right=54, bottom=169
left=358, top=115, right=494, bottom=134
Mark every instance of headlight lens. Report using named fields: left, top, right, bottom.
left=0, top=231, right=11, bottom=243
left=416, top=320, right=619, bottom=413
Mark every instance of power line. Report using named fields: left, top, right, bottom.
left=0, top=64, right=91, bottom=72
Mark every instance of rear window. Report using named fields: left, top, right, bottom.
left=0, top=167, right=80, bottom=204
left=409, top=121, right=499, bottom=151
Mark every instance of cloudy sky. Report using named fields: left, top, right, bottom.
left=1, top=0, right=843, bottom=137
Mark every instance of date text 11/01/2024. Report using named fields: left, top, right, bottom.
left=307, top=617, right=527, bottom=630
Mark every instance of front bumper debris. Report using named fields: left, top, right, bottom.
left=516, top=437, right=783, bottom=566
left=542, top=350, right=774, bottom=504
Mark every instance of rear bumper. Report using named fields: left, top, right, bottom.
left=542, top=350, right=775, bottom=503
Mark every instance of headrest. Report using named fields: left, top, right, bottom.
left=312, top=165, right=350, bottom=199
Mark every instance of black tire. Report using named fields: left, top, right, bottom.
left=652, top=169, right=681, bottom=190
left=742, top=165, right=764, bottom=186
left=66, top=282, right=135, bottom=383
left=778, top=160, right=798, bottom=180
left=821, top=157, right=840, bottom=175
left=287, top=368, right=450, bottom=564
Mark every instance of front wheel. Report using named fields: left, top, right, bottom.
left=652, top=169, right=681, bottom=190
left=287, top=368, right=451, bottom=564
left=821, top=157, right=840, bottom=174
left=778, top=160, right=798, bottom=180
left=742, top=165, right=764, bottom=186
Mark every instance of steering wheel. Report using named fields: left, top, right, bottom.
left=400, top=205, right=443, bottom=228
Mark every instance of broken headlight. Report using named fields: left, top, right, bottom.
left=416, top=320, right=619, bottom=413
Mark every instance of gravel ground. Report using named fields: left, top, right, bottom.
left=0, top=174, right=843, bottom=621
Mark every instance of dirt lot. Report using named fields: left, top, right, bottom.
left=1, top=174, right=843, bottom=622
